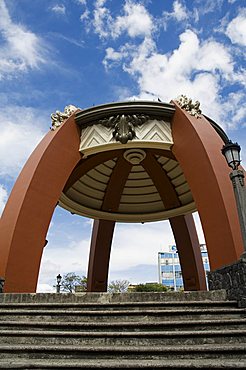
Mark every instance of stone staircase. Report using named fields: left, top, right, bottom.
left=0, top=290, right=245, bottom=369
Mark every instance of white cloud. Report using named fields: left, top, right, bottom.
left=103, top=45, right=131, bottom=69
left=80, top=9, right=90, bottom=21
left=91, top=0, right=154, bottom=39
left=105, top=28, right=243, bottom=130
left=36, top=283, right=55, bottom=293
left=41, top=220, right=173, bottom=283
left=109, top=213, right=205, bottom=273
left=226, top=11, right=246, bottom=46
left=196, top=39, right=233, bottom=75
left=38, top=259, right=62, bottom=288
left=162, top=0, right=189, bottom=29
left=173, top=0, right=189, bottom=22
left=194, top=0, right=223, bottom=15
left=0, top=184, right=8, bottom=216
left=105, top=47, right=124, bottom=62
left=0, top=0, right=48, bottom=78
left=110, top=221, right=174, bottom=271
left=126, top=30, right=233, bottom=81
left=51, top=32, right=85, bottom=48
left=51, top=4, right=66, bottom=15
left=91, top=0, right=241, bottom=131
left=193, top=212, right=205, bottom=244
left=221, top=91, right=246, bottom=129
left=0, top=105, right=47, bottom=178
left=112, top=1, right=154, bottom=38
left=93, top=0, right=113, bottom=38
left=94, top=0, right=239, bottom=127
left=40, top=237, right=91, bottom=278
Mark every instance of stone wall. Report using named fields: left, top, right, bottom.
left=208, top=255, right=246, bottom=307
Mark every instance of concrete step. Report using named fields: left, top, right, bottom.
left=0, top=291, right=228, bottom=304
left=0, top=358, right=245, bottom=369
left=0, top=292, right=244, bottom=368
left=0, top=329, right=245, bottom=346
left=0, top=300, right=238, bottom=311
left=1, top=318, right=245, bottom=332
left=0, top=307, right=244, bottom=322
left=0, top=344, right=245, bottom=360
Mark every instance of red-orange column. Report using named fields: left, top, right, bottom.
left=87, top=219, right=115, bottom=292
left=0, top=114, right=82, bottom=292
left=169, top=214, right=207, bottom=291
left=171, top=102, right=244, bottom=270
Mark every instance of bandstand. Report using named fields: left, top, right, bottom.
left=0, top=97, right=243, bottom=293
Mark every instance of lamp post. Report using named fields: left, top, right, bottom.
left=222, top=141, right=246, bottom=254
left=56, top=274, right=62, bottom=293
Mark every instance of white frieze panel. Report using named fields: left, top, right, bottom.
left=79, top=124, right=114, bottom=151
left=135, top=120, right=172, bottom=142
left=79, top=119, right=173, bottom=156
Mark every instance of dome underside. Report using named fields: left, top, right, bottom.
left=59, top=148, right=196, bottom=222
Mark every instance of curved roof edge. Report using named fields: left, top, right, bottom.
left=203, top=115, right=229, bottom=144
left=75, top=101, right=175, bottom=126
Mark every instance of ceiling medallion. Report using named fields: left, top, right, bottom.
left=123, top=149, right=146, bottom=165
left=99, top=114, right=150, bottom=144
left=176, top=95, right=202, bottom=118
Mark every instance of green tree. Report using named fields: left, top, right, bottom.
left=108, top=279, right=130, bottom=293
left=60, top=272, right=87, bottom=293
left=131, top=283, right=170, bottom=292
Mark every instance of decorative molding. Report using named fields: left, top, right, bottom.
left=79, top=119, right=173, bottom=156
left=230, top=170, right=245, bottom=187
left=136, top=120, right=172, bottom=142
left=176, top=95, right=202, bottom=118
left=75, top=101, right=175, bottom=127
left=79, top=124, right=113, bottom=152
left=99, top=114, right=150, bottom=144
left=123, top=149, right=146, bottom=165
left=51, top=105, right=78, bottom=130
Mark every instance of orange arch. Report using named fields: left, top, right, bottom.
left=0, top=113, right=82, bottom=292
left=172, top=101, right=243, bottom=270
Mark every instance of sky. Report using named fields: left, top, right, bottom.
left=0, top=0, right=245, bottom=292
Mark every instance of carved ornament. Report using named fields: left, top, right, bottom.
left=51, top=105, right=78, bottom=130
left=176, top=95, right=202, bottom=118
left=99, top=114, right=150, bottom=144
left=123, top=149, right=146, bottom=164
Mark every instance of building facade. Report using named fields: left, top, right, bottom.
left=158, top=244, right=210, bottom=290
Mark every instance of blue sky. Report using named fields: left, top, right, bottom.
left=0, top=0, right=245, bottom=292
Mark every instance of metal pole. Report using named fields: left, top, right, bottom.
left=172, top=252, right=177, bottom=291
left=230, top=169, right=246, bottom=255
left=56, top=283, right=60, bottom=293
left=158, top=252, right=162, bottom=284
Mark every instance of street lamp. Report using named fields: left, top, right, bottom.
left=222, top=140, right=246, bottom=254
left=56, top=274, right=62, bottom=293
left=221, top=141, right=241, bottom=170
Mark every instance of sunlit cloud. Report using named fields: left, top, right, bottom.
left=226, top=10, right=246, bottom=46
left=0, top=0, right=48, bottom=78
left=51, top=4, right=66, bottom=15
left=0, top=184, right=8, bottom=216
left=0, top=105, right=47, bottom=178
